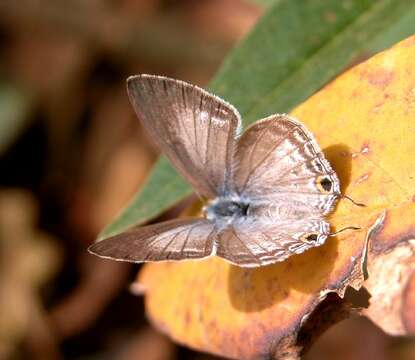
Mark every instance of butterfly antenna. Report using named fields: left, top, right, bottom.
left=328, top=226, right=361, bottom=237
left=342, top=195, right=366, bottom=207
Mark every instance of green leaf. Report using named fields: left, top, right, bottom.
left=0, top=84, right=31, bottom=154
left=366, top=5, right=415, bottom=53
left=246, top=0, right=276, bottom=8
left=100, top=0, right=415, bottom=239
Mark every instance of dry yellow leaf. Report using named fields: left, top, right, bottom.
left=136, top=35, right=415, bottom=359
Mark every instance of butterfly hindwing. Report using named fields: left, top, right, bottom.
left=216, top=218, right=330, bottom=267
left=127, top=75, right=241, bottom=198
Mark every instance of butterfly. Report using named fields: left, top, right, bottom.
left=88, top=74, right=341, bottom=267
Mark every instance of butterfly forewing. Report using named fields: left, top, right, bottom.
left=234, top=114, right=340, bottom=215
left=127, top=75, right=241, bottom=198
left=88, top=219, right=217, bottom=262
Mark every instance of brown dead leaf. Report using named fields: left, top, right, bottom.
left=118, top=327, right=176, bottom=360
left=134, top=35, right=415, bottom=359
left=362, top=210, right=415, bottom=336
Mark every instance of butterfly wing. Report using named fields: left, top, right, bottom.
left=216, top=218, right=330, bottom=267
left=220, top=114, right=340, bottom=266
left=127, top=75, right=241, bottom=198
left=234, top=114, right=340, bottom=215
left=88, top=219, right=217, bottom=263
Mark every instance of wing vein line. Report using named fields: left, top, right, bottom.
left=245, top=137, right=312, bottom=189
left=204, top=103, right=212, bottom=167
left=224, top=105, right=236, bottom=194
left=193, top=90, right=201, bottom=160
left=178, top=87, right=197, bottom=153
left=179, top=223, right=199, bottom=256
left=239, top=127, right=271, bottom=191
left=159, top=227, right=191, bottom=259
left=144, top=226, right=189, bottom=259
left=231, top=227, right=260, bottom=264
left=263, top=190, right=335, bottom=195
left=207, top=227, right=217, bottom=255
left=240, top=134, right=288, bottom=192
left=247, top=232, right=270, bottom=253
left=273, top=153, right=322, bottom=182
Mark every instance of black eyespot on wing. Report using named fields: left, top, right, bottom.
left=320, top=177, right=332, bottom=192
left=300, top=232, right=321, bottom=244
left=306, top=233, right=318, bottom=242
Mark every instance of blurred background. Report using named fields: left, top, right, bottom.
left=0, top=1, right=414, bottom=359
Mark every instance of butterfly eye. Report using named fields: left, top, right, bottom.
left=317, top=176, right=332, bottom=193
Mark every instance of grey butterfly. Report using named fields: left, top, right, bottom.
left=88, top=74, right=341, bottom=267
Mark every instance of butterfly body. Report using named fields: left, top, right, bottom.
left=89, top=75, right=341, bottom=267
left=205, top=197, right=249, bottom=222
